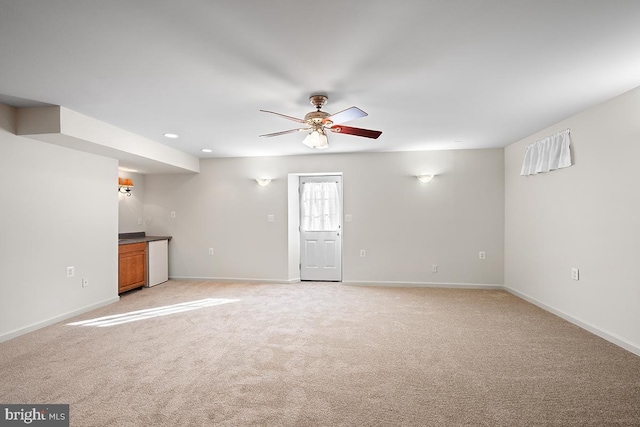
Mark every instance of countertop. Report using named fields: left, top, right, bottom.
left=118, top=232, right=172, bottom=245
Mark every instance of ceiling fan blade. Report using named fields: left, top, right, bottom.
left=329, top=125, right=382, bottom=139
left=259, top=128, right=309, bottom=138
left=260, top=110, right=306, bottom=123
left=325, top=106, right=367, bottom=124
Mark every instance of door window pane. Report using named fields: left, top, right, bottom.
left=301, top=182, right=339, bottom=231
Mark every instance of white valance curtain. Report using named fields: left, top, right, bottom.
left=520, top=129, right=572, bottom=176
left=301, top=182, right=340, bottom=231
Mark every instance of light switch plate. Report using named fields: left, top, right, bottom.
left=571, top=268, right=579, bottom=281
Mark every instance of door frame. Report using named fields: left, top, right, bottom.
left=286, top=172, right=343, bottom=283
left=299, top=175, right=343, bottom=282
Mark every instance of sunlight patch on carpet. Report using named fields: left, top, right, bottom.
left=67, top=298, right=239, bottom=327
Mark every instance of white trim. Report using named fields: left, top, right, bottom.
left=342, top=280, right=503, bottom=290
left=289, top=172, right=343, bottom=177
left=504, top=286, right=640, bottom=357
left=169, top=276, right=299, bottom=284
left=0, top=296, right=120, bottom=343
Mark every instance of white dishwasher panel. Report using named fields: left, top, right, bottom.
left=147, top=240, right=169, bottom=287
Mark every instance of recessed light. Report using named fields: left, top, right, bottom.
left=164, top=133, right=179, bottom=139
left=201, top=148, right=212, bottom=153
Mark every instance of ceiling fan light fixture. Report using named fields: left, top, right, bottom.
left=302, top=130, right=329, bottom=150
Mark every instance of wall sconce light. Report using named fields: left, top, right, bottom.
left=256, top=178, right=272, bottom=186
left=118, top=177, right=134, bottom=196
left=417, top=174, right=434, bottom=183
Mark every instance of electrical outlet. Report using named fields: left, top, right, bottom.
left=432, top=264, right=438, bottom=273
left=82, top=278, right=89, bottom=288
left=67, top=266, right=75, bottom=277
left=209, top=248, right=214, bottom=256
left=571, top=268, right=579, bottom=281
left=170, top=211, right=176, bottom=218
left=479, top=251, right=486, bottom=260
left=345, top=214, right=353, bottom=222
left=360, top=249, right=366, bottom=257
left=267, top=215, right=275, bottom=222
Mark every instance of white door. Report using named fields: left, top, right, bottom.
left=300, top=176, right=342, bottom=281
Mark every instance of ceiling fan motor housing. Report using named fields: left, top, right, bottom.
left=309, top=94, right=328, bottom=109
left=304, top=110, right=331, bottom=126
left=306, top=95, right=331, bottom=127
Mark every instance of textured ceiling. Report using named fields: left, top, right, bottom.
left=1, top=0, right=640, bottom=163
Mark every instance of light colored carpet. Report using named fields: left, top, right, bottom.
left=1, top=281, right=639, bottom=426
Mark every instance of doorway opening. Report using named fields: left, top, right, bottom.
left=287, top=173, right=343, bottom=282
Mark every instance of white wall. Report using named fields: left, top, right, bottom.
left=118, top=171, right=145, bottom=233
left=504, top=86, right=640, bottom=355
left=17, top=106, right=200, bottom=174
left=144, top=149, right=504, bottom=286
left=0, top=104, right=119, bottom=341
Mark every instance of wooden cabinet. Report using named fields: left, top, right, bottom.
left=118, top=242, right=147, bottom=293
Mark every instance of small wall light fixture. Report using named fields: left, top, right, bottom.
left=417, top=174, right=434, bottom=183
left=255, top=178, right=272, bottom=187
left=118, top=177, right=134, bottom=196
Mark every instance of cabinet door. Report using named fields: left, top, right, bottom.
left=118, top=243, right=147, bottom=292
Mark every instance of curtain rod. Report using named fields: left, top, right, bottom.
left=554, top=128, right=570, bottom=135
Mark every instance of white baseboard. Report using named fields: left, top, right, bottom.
left=169, top=276, right=299, bottom=284
left=170, top=277, right=502, bottom=289
left=0, top=296, right=120, bottom=343
left=504, top=286, right=640, bottom=357
left=342, top=280, right=504, bottom=290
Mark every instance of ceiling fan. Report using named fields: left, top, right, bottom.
left=259, top=95, right=382, bottom=150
